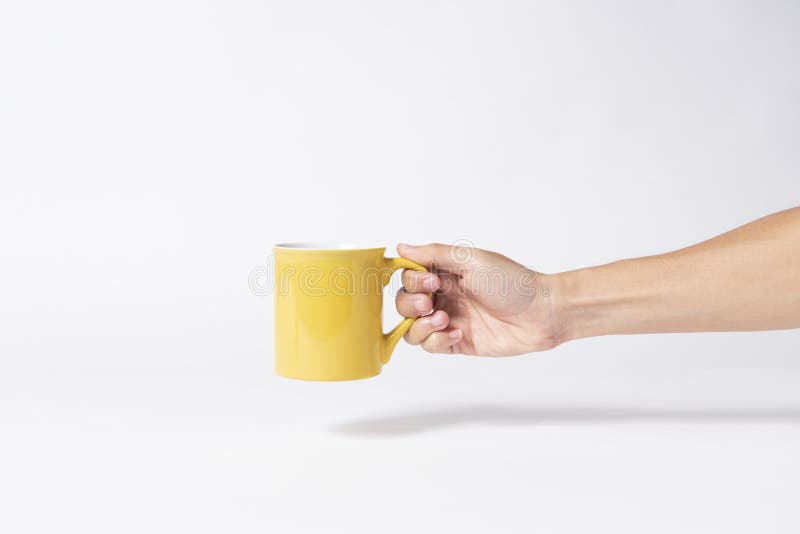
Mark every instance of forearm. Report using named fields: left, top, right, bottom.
left=551, top=207, right=800, bottom=343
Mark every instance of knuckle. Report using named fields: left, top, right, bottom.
left=402, top=273, right=419, bottom=292
left=431, top=243, right=447, bottom=255
left=395, top=298, right=414, bottom=315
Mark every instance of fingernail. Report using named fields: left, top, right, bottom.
left=430, top=313, right=445, bottom=327
left=414, top=299, right=429, bottom=313
left=449, top=329, right=462, bottom=340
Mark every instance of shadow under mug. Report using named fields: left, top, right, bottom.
left=273, top=243, right=428, bottom=381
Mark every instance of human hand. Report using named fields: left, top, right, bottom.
left=395, top=243, right=562, bottom=356
left=397, top=208, right=800, bottom=354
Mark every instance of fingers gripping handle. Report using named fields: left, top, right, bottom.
left=382, top=256, right=428, bottom=364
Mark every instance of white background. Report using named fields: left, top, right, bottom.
left=2, top=1, right=799, bottom=532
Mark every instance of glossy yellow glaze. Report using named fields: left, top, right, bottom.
left=273, top=246, right=427, bottom=381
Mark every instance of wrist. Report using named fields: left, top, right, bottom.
left=522, top=270, right=582, bottom=350
left=543, top=270, right=580, bottom=346
left=546, top=262, right=627, bottom=345
left=519, top=262, right=636, bottom=351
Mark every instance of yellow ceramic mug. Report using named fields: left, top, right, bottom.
left=273, top=243, right=428, bottom=381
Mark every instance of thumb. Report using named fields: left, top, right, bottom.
left=397, top=242, right=475, bottom=272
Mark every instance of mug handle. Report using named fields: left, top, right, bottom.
left=381, top=256, right=429, bottom=364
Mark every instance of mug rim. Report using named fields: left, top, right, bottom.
left=273, top=242, right=386, bottom=251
